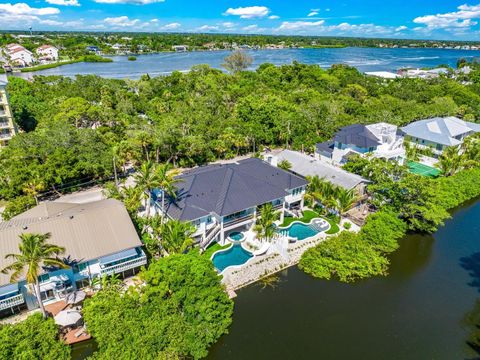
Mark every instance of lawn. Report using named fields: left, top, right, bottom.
left=280, top=210, right=319, bottom=227
left=325, top=218, right=340, bottom=235
left=202, top=242, right=230, bottom=259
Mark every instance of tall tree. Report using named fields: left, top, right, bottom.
left=157, top=164, right=182, bottom=224
left=255, top=203, right=279, bottom=242
left=134, top=161, right=161, bottom=218
left=158, top=220, right=195, bottom=255
left=1, top=233, right=67, bottom=318
left=222, top=50, right=253, bottom=74
left=336, top=188, right=358, bottom=216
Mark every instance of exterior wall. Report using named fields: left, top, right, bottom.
left=0, top=84, right=17, bottom=147
left=404, top=135, right=445, bottom=154
left=0, top=246, right=146, bottom=314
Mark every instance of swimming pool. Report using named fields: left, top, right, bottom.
left=212, top=244, right=253, bottom=272
left=229, top=231, right=245, bottom=241
left=278, top=219, right=330, bottom=241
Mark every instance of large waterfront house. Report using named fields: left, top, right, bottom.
left=153, top=158, right=308, bottom=249
left=265, top=150, right=368, bottom=196
left=316, top=122, right=405, bottom=165
left=0, top=75, right=17, bottom=147
left=0, top=199, right=146, bottom=317
left=400, top=116, right=480, bottom=156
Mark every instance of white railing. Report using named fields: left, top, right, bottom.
left=0, top=294, right=24, bottom=310
left=201, top=224, right=221, bottom=249
left=100, top=255, right=147, bottom=276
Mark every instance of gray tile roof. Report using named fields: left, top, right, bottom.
left=400, top=117, right=480, bottom=146
left=163, top=158, right=308, bottom=221
left=334, top=124, right=381, bottom=148
left=0, top=199, right=142, bottom=286
left=275, top=150, right=368, bottom=190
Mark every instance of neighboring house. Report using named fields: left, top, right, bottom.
left=172, top=45, right=188, bottom=52
left=35, top=45, right=59, bottom=61
left=316, top=122, right=405, bottom=165
left=265, top=150, right=369, bottom=196
left=365, top=71, right=400, bottom=79
left=5, top=44, right=34, bottom=67
left=400, top=116, right=480, bottom=155
left=153, top=158, right=308, bottom=249
left=86, top=45, right=100, bottom=53
left=399, top=67, right=449, bottom=79
left=0, top=75, right=17, bottom=147
left=0, top=199, right=146, bottom=317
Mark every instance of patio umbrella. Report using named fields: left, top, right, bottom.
left=65, top=290, right=86, bottom=305
left=54, top=310, right=82, bottom=327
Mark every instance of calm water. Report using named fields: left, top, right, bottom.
left=73, top=199, right=480, bottom=359
left=207, top=199, right=480, bottom=360
left=18, top=47, right=480, bottom=80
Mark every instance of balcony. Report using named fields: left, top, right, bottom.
left=223, top=214, right=255, bottom=228
left=100, top=255, right=147, bottom=276
left=0, top=132, right=12, bottom=139
left=0, top=121, right=9, bottom=128
left=0, top=294, right=24, bottom=311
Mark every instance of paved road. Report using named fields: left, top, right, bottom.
left=53, top=187, right=106, bottom=204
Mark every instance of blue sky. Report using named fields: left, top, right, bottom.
left=1, top=1, right=480, bottom=40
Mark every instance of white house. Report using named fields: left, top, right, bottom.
left=152, top=158, right=308, bottom=250
left=0, top=199, right=146, bottom=317
left=400, top=116, right=480, bottom=156
left=316, top=122, right=405, bottom=165
left=36, top=45, right=59, bottom=61
left=5, top=44, right=34, bottom=67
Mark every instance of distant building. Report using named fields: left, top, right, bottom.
left=86, top=45, right=100, bottom=53
left=399, top=67, right=449, bottom=79
left=172, top=45, right=188, bottom=52
left=316, top=123, right=405, bottom=165
left=0, top=199, right=147, bottom=317
left=0, top=75, right=17, bottom=147
left=400, top=116, right=480, bottom=155
left=4, top=44, right=34, bottom=67
left=365, top=71, right=399, bottom=79
left=35, top=45, right=59, bottom=61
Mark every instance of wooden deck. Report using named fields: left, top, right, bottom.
left=63, top=327, right=91, bottom=345
left=45, top=300, right=68, bottom=316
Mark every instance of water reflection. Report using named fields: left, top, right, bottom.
left=389, top=233, right=434, bottom=278
left=461, top=253, right=480, bottom=292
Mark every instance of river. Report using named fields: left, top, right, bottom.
left=17, top=47, right=480, bottom=80
left=73, top=198, right=480, bottom=359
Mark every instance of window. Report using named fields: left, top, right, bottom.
left=75, top=279, right=90, bottom=289
left=207, top=216, right=213, bottom=224
left=38, top=274, right=50, bottom=283
left=40, top=289, right=55, bottom=301
left=436, top=143, right=443, bottom=151
left=73, top=263, right=88, bottom=274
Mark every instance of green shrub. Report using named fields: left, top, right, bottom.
left=299, top=232, right=389, bottom=282
left=343, top=222, right=351, bottom=230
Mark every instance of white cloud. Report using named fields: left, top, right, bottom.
left=279, top=20, right=325, bottom=30
left=413, top=4, right=480, bottom=29
left=45, top=0, right=80, bottom=6
left=0, top=3, right=59, bottom=15
left=104, top=16, right=140, bottom=27
left=395, top=25, right=407, bottom=31
left=150, top=18, right=159, bottom=23
left=268, top=15, right=279, bottom=20
left=222, top=22, right=235, bottom=28
left=161, top=22, right=181, bottom=30
left=39, top=19, right=63, bottom=25
left=197, top=25, right=219, bottom=31
left=224, top=6, right=269, bottom=19
left=307, top=9, right=319, bottom=17
left=95, top=0, right=164, bottom=4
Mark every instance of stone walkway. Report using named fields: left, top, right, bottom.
left=222, top=231, right=331, bottom=291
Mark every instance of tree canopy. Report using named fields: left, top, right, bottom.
left=83, top=252, right=233, bottom=359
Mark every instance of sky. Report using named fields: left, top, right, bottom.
left=1, top=1, right=480, bottom=40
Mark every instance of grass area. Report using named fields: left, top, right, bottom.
left=280, top=210, right=319, bottom=227
left=202, top=242, right=230, bottom=259
left=408, top=161, right=441, bottom=178
left=325, top=218, right=340, bottom=235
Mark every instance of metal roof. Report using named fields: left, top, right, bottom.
left=275, top=150, right=368, bottom=190
left=164, top=157, right=308, bottom=221
left=400, top=117, right=480, bottom=146
left=0, top=199, right=142, bottom=287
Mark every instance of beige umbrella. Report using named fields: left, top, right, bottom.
left=54, top=310, right=82, bottom=327
left=65, top=291, right=86, bottom=305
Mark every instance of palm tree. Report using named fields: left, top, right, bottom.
left=156, top=164, right=181, bottom=224
left=158, top=220, right=195, bottom=255
left=336, top=188, right=358, bottom=216
left=134, top=161, right=162, bottom=218
left=436, top=146, right=463, bottom=176
left=404, top=141, right=421, bottom=162
left=254, top=203, right=279, bottom=243
left=1, top=233, right=67, bottom=318
left=278, top=159, right=292, bottom=171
